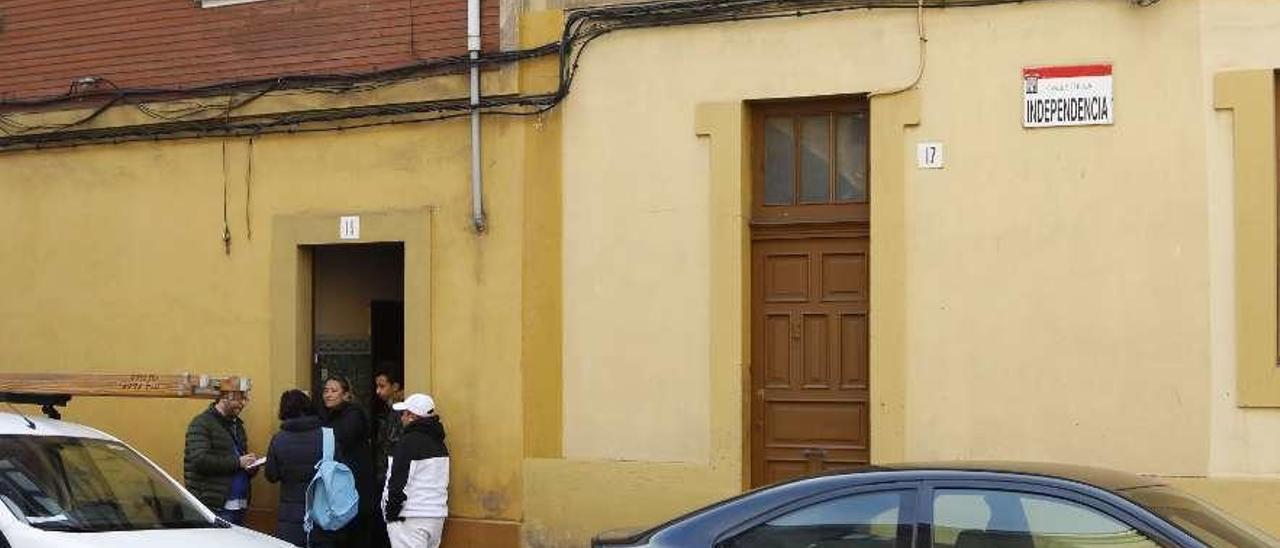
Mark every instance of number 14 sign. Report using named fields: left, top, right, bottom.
left=339, top=215, right=361, bottom=240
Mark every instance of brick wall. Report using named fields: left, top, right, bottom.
left=0, top=0, right=501, bottom=102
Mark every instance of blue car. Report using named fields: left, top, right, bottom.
left=592, top=462, right=1280, bottom=548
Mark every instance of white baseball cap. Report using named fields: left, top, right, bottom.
left=393, top=393, right=436, bottom=417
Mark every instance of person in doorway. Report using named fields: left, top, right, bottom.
left=371, top=369, right=405, bottom=548
left=183, top=389, right=259, bottom=525
left=383, top=393, right=449, bottom=548
left=321, top=375, right=374, bottom=547
left=264, top=389, right=343, bottom=547
left=373, top=369, right=406, bottom=481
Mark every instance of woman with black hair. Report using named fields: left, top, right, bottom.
left=264, top=389, right=342, bottom=547
left=320, top=375, right=375, bottom=548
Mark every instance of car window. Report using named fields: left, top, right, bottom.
left=932, top=489, right=1162, bottom=548
left=0, top=435, right=214, bottom=532
left=720, top=489, right=913, bottom=548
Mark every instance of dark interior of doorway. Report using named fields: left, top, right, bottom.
left=310, top=242, right=405, bottom=422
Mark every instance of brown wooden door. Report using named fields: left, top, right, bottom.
left=751, top=227, right=869, bottom=486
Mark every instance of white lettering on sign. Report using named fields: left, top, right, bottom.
left=339, top=216, right=360, bottom=240
left=1023, top=64, right=1113, bottom=128
left=917, top=142, right=944, bottom=169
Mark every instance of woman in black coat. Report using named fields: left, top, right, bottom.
left=320, top=375, right=375, bottom=548
left=264, top=390, right=343, bottom=548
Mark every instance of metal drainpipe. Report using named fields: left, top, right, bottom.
left=468, top=0, right=487, bottom=233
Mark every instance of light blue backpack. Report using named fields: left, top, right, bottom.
left=304, top=427, right=359, bottom=533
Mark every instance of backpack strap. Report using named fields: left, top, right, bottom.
left=321, top=427, right=335, bottom=463
left=305, top=427, right=334, bottom=536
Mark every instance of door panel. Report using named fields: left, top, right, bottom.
left=751, top=231, right=869, bottom=486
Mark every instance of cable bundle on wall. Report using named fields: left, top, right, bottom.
left=0, top=0, right=1156, bottom=150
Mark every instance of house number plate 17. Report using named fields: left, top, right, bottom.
left=917, top=142, right=944, bottom=169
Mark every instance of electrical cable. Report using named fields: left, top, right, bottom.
left=0, top=0, right=1155, bottom=149
left=868, top=0, right=926, bottom=97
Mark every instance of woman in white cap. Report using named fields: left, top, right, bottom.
left=382, top=393, right=449, bottom=548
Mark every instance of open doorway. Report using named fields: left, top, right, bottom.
left=310, top=242, right=405, bottom=421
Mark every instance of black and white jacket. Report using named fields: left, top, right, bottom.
left=381, top=415, right=449, bottom=521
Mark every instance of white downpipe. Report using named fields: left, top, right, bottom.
left=468, top=0, right=486, bottom=233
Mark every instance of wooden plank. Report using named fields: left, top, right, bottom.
left=0, top=373, right=250, bottom=399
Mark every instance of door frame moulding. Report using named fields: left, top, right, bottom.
left=269, top=208, right=434, bottom=405
left=1215, top=70, right=1280, bottom=407
left=697, top=91, right=919, bottom=489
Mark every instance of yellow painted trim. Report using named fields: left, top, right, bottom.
left=1215, top=70, right=1280, bottom=407
left=869, top=90, right=920, bottom=461
left=269, top=209, right=435, bottom=399
left=519, top=10, right=568, bottom=459
left=522, top=458, right=738, bottom=547
left=519, top=10, right=566, bottom=95
left=522, top=113, right=565, bottom=459
left=696, top=102, right=750, bottom=485
left=442, top=517, right=521, bottom=547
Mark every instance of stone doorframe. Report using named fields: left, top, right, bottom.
left=269, top=208, right=434, bottom=401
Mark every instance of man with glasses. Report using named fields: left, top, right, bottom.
left=183, top=389, right=260, bottom=525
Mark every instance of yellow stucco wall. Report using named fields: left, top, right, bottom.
left=1201, top=2, right=1280, bottom=477
left=312, top=244, right=405, bottom=337
left=13, top=1, right=1280, bottom=546
left=559, top=0, right=1209, bottom=473
left=539, top=0, right=1217, bottom=544
left=1171, top=477, right=1280, bottom=538
left=899, top=0, right=1208, bottom=473
left=520, top=11, right=568, bottom=463
left=0, top=112, right=530, bottom=531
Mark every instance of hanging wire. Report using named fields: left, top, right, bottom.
left=868, top=0, right=927, bottom=98
left=222, top=94, right=234, bottom=254
left=245, top=138, right=255, bottom=241
left=221, top=136, right=232, bottom=255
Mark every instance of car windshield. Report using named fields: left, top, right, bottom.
left=0, top=435, right=217, bottom=532
left=1124, top=485, right=1280, bottom=548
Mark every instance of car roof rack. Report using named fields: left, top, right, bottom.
left=0, top=393, right=72, bottom=420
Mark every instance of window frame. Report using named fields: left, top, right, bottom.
left=712, top=481, right=920, bottom=547
left=751, top=95, right=871, bottom=224
left=918, top=480, right=1188, bottom=548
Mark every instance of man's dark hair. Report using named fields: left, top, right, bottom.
left=374, top=369, right=402, bottom=386
left=278, top=389, right=314, bottom=421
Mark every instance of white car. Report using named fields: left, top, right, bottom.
left=0, top=411, right=292, bottom=548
